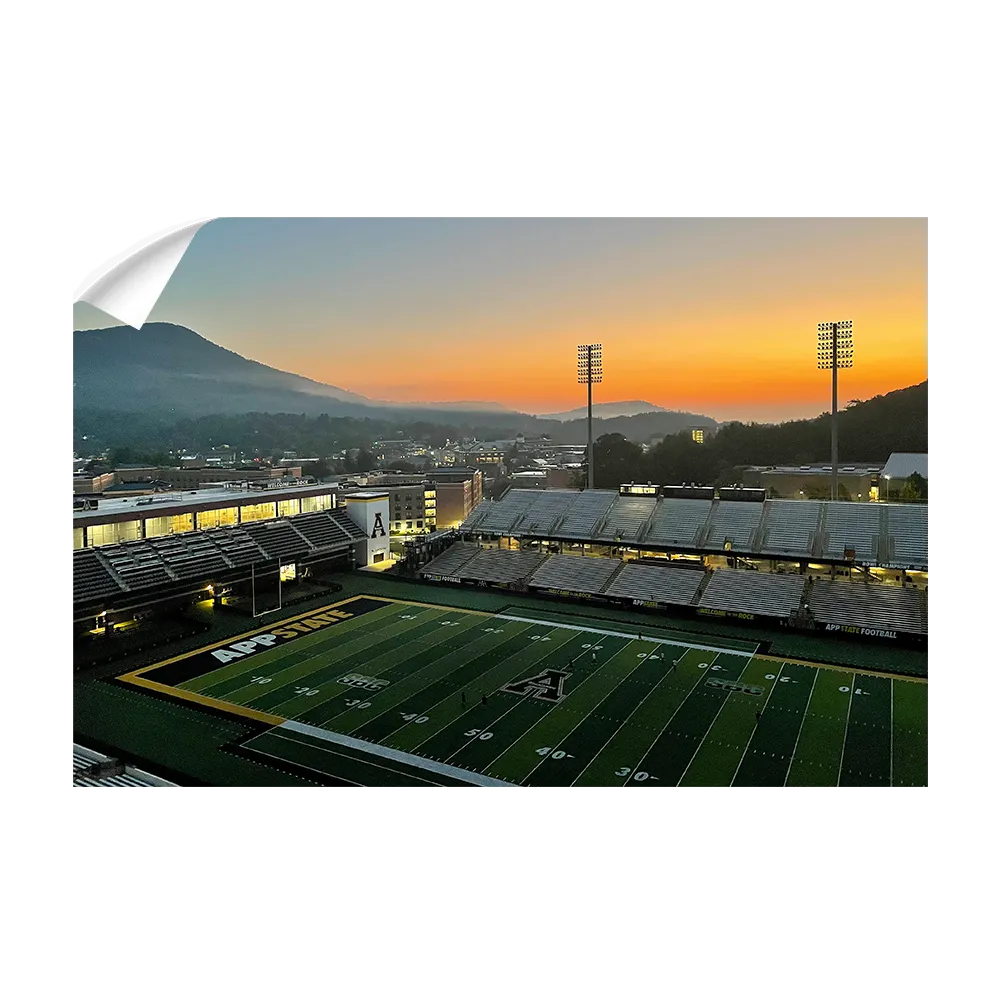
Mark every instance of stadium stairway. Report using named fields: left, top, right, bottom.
left=93, top=547, right=130, bottom=591
left=599, top=560, right=629, bottom=593
left=878, top=505, right=890, bottom=565
left=810, top=505, right=828, bottom=560
left=691, top=569, right=714, bottom=605
left=692, top=501, right=714, bottom=549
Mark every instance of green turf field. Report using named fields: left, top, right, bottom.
left=120, top=594, right=927, bottom=787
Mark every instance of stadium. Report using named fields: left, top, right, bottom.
left=73, top=476, right=928, bottom=787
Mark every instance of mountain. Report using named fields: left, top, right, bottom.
left=538, top=400, right=672, bottom=421
left=73, top=323, right=507, bottom=419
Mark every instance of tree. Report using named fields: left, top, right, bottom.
left=901, top=472, right=928, bottom=501
left=593, top=433, right=645, bottom=488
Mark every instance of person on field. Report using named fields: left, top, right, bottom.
left=481, top=694, right=488, bottom=706
left=755, top=709, right=762, bottom=725
left=461, top=692, right=467, bottom=708
left=591, top=650, right=597, bottom=664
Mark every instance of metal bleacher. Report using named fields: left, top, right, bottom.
left=475, top=491, right=539, bottom=534
left=203, top=526, right=268, bottom=566
left=809, top=578, right=926, bottom=635
left=595, top=494, right=658, bottom=541
left=701, top=501, right=765, bottom=552
left=885, top=504, right=928, bottom=569
left=698, top=569, right=806, bottom=619
left=73, top=548, right=124, bottom=603
left=419, top=541, right=483, bottom=578
left=642, top=498, right=712, bottom=547
left=455, top=547, right=547, bottom=584
left=756, top=500, right=823, bottom=559
left=146, top=532, right=231, bottom=578
left=528, top=554, right=622, bottom=594
left=603, top=561, right=706, bottom=606
left=516, top=491, right=578, bottom=536
left=819, top=503, right=882, bottom=563
left=554, top=490, right=617, bottom=537
left=241, top=519, right=312, bottom=561
left=100, top=543, right=176, bottom=591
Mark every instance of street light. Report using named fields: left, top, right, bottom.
left=577, top=344, right=603, bottom=490
left=817, top=320, right=854, bottom=501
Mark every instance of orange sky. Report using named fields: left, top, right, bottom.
left=104, top=218, right=927, bottom=422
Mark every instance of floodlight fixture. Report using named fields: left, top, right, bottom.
left=816, top=320, right=854, bottom=501
left=577, top=343, right=604, bottom=489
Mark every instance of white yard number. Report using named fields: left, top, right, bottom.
left=464, top=729, right=494, bottom=740
left=249, top=676, right=272, bottom=685
left=294, top=686, right=319, bottom=697
left=530, top=635, right=551, bottom=641
left=400, top=614, right=417, bottom=620
left=839, top=686, right=851, bottom=693
left=631, top=771, right=659, bottom=782
left=535, top=747, right=572, bottom=759
left=345, top=699, right=371, bottom=709
left=400, top=712, right=429, bottom=724
left=698, top=662, right=710, bottom=670
left=615, top=766, right=631, bottom=777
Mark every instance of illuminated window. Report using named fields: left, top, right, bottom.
left=197, top=506, right=238, bottom=529
left=239, top=501, right=277, bottom=523
left=88, top=520, right=141, bottom=547
left=145, top=513, right=195, bottom=537
left=73, top=526, right=84, bottom=550
left=279, top=562, right=297, bottom=582
left=277, top=499, right=300, bottom=518
left=300, top=494, right=332, bottom=513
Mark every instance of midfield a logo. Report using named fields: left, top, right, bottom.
left=371, top=512, right=386, bottom=538
left=502, top=668, right=571, bottom=703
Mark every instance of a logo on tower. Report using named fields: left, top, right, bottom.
left=371, top=512, right=386, bottom=538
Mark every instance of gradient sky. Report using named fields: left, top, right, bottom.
left=74, top=218, right=926, bottom=422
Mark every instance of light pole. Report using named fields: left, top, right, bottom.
left=817, top=320, right=853, bottom=501
left=577, top=343, right=603, bottom=490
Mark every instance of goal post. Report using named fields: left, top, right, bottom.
left=251, top=559, right=282, bottom=617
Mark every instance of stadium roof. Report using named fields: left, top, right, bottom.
left=881, top=453, right=928, bottom=480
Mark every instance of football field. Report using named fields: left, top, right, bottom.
left=119, top=595, right=928, bottom=787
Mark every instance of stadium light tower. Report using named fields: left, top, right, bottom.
left=817, top=320, right=854, bottom=501
left=577, top=343, right=603, bottom=490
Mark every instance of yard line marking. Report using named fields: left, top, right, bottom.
left=513, top=639, right=649, bottom=785
left=280, top=720, right=514, bottom=786
left=726, top=661, right=783, bottom=787
left=836, top=674, right=857, bottom=786
left=244, top=742, right=362, bottom=786
left=494, top=614, right=756, bottom=658
left=263, top=730, right=443, bottom=786
left=617, top=650, right=725, bottom=786
left=363, top=621, right=570, bottom=744
left=783, top=668, right=819, bottom=786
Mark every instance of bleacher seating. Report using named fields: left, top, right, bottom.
left=643, top=499, right=712, bottom=547
left=554, top=490, right=617, bottom=537
left=419, top=542, right=483, bottom=578
left=698, top=569, right=806, bottom=618
left=603, top=561, right=706, bottom=606
left=456, top=547, right=547, bottom=584
left=204, top=526, right=268, bottom=566
left=528, top=554, right=622, bottom=594
left=329, top=507, right=368, bottom=541
left=886, top=504, right=928, bottom=569
left=596, top=495, right=658, bottom=541
left=702, top=501, right=765, bottom=551
left=809, top=579, right=926, bottom=635
left=475, top=491, right=539, bottom=534
left=757, top=500, right=822, bottom=558
left=241, top=519, right=312, bottom=561
left=147, top=533, right=231, bottom=579
left=516, top=491, right=578, bottom=536
left=820, top=504, right=881, bottom=563
left=289, top=511, right=356, bottom=549
left=100, top=543, right=176, bottom=591
left=73, top=549, right=124, bottom=604
left=73, top=745, right=174, bottom=787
